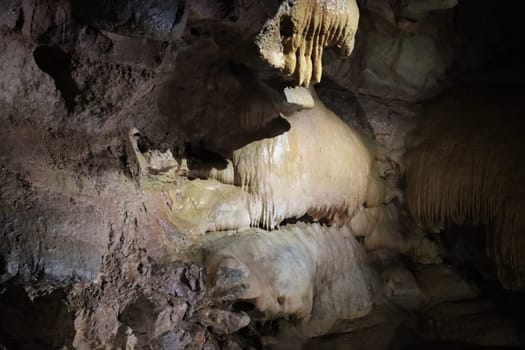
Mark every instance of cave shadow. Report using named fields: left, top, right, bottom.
left=33, top=46, right=80, bottom=112
left=157, top=42, right=292, bottom=174
left=440, top=224, right=525, bottom=344
left=114, top=296, right=156, bottom=348
left=0, top=282, right=75, bottom=349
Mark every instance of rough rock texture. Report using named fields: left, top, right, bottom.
left=71, top=0, right=187, bottom=41
left=1, top=0, right=525, bottom=349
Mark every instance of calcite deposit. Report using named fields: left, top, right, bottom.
left=202, top=223, right=376, bottom=337
left=256, top=0, right=360, bottom=86
left=210, top=90, right=389, bottom=229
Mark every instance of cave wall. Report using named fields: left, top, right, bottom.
left=0, top=0, right=524, bottom=349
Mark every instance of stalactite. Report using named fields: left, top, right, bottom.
left=256, top=0, right=360, bottom=87
left=405, top=86, right=525, bottom=289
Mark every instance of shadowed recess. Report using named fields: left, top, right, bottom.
left=33, top=46, right=80, bottom=112
left=405, top=85, right=525, bottom=290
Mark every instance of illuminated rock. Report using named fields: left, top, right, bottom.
left=166, top=179, right=254, bottom=235
left=256, top=0, right=360, bottom=86
left=211, top=89, right=388, bottom=229
left=202, top=223, right=376, bottom=336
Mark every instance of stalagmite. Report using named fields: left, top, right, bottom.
left=256, top=0, right=360, bottom=87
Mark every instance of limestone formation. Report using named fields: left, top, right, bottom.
left=202, top=223, right=376, bottom=337
left=349, top=204, right=442, bottom=263
left=283, top=86, right=315, bottom=108
left=211, top=89, right=388, bottom=229
left=256, top=0, right=360, bottom=86
left=166, top=179, right=254, bottom=235
left=405, top=86, right=525, bottom=289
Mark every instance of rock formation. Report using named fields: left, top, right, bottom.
left=256, top=0, right=360, bottom=86
left=405, top=86, right=525, bottom=290
left=1, top=0, right=524, bottom=349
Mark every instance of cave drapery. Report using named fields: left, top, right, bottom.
left=405, top=86, right=525, bottom=290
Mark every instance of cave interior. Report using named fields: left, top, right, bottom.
left=0, top=0, right=525, bottom=349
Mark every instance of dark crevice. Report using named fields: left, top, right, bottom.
left=280, top=214, right=330, bottom=227
left=33, top=46, right=80, bottom=112
left=174, top=0, right=186, bottom=25
left=190, top=27, right=201, bottom=36
left=0, top=283, right=75, bottom=349
left=15, top=8, right=24, bottom=31
left=185, top=142, right=230, bottom=177
left=440, top=224, right=498, bottom=285
left=279, top=15, right=294, bottom=38
left=136, top=135, right=153, bottom=154
left=218, top=0, right=235, bottom=17
left=233, top=301, right=256, bottom=313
